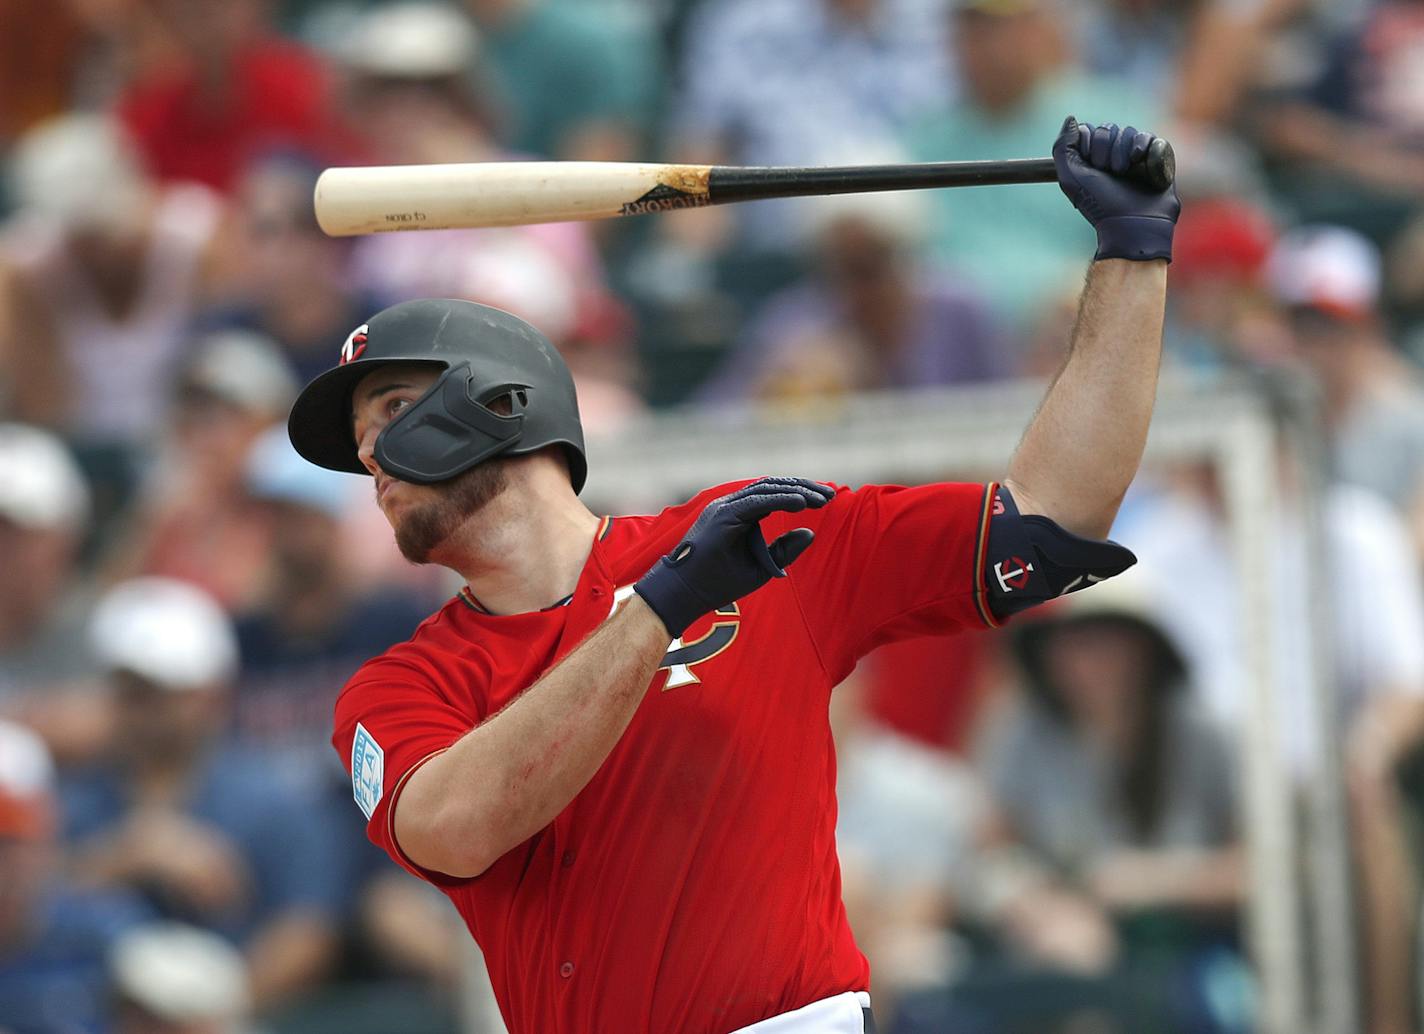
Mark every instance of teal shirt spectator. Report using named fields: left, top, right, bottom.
left=480, top=1, right=654, bottom=158
left=904, top=74, right=1159, bottom=328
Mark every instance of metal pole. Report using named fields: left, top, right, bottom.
left=1219, top=402, right=1309, bottom=1034
left=1283, top=375, right=1360, bottom=1034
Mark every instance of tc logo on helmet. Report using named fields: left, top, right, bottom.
left=339, top=324, right=370, bottom=365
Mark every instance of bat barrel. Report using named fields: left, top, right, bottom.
left=314, top=161, right=713, bottom=236
left=708, top=159, right=1060, bottom=204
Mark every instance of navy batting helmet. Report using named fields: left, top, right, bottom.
left=287, top=299, right=587, bottom=491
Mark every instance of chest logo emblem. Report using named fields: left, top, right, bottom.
left=611, top=586, right=741, bottom=689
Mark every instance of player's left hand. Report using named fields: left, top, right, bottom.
left=1053, top=116, right=1180, bottom=263
left=634, top=477, right=834, bottom=637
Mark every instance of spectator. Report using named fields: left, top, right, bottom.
left=1163, top=196, right=1286, bottom=372
left=857, top=630, right=1004, bottom=757
left=1267, top=225, right=1424, bottom=549
left=115, top=0, right=353, bottom=193
left=0, top=424, right=92, bottom=697
left=895, top=579, right=1248, bottom=1034
left=335, top=3, right=614, bottom=352
left=0, top=0, right=86, bottom=145
left=105, top=330, right=298, bottom=611
left=982, top=584, right=1242, bottom=919
left=697, top=191, right=1007, bottom=406
left=1074, top=0, right=1284, bottom=125
left=463, top=0, right=654, bottom=161
left=1390, top=211, right=1424, bottom=361
left=636, top=0, right=963, bottom=398
left=668, top=0, right=952, bottom=250
left=1253, top=0, right=1424, bottom=237
left=233, top=430, right=461, bottom=1023
left=554, top=296, right=649, bottom=435
left=832, top=670, right=989, bottom=1027
left=63, top=578, right=342, bottom=1014
left=904, top=0, right=1160, bottom=326
left=1121, top=461, right=1424, bottom=1034
left=0, top=424, right=111, bottom=763
left=208, top=154, right=383, bottom=386
left=0, top=720, right=150, bottom=1034
left=232, top=427, right=426, bottom=793
left=109, top=923, right=252, bottom=1034
left=1, top=115, right=224, bottom=524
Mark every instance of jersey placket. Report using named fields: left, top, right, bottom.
left=546, top=566, right=614, bottom=1024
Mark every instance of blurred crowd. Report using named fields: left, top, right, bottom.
left=2, top=0, right=1424, bottom=1032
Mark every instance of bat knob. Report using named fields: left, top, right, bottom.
left=1141, top=137, right=1176, bottom=192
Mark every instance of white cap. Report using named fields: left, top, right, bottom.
left=0, top=423, right=91, bottom=531
left=246, top=425, right=356, bottom=519
left=110, top=922, right=250, bottom=1023
left=341, top=2, right=479, bottom=78
left=89, top=578, right=238, bottom=691
left=0, top=719, right=56, bottom=840
left=1267, top=224, right=1381, bottom=319
left=8, top=114, right=150, bottom=231
left=181, top=330, right=299, bottom=416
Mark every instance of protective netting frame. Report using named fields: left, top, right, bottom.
left=457, top=374, right=1352, bottom=1034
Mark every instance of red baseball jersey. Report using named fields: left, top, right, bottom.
left=333, top=480, right=1000, bottom=1034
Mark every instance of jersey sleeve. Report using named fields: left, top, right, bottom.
left=780, top=481, right=998, bottom=683
left=332, top=656, right=481, bottom=886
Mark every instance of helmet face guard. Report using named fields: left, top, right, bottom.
left=373, top=365, right=527, bottom=485
left=287, top=299, right=587, bottom=492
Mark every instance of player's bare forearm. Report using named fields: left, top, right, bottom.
left=1002, top=118, right=1178, bottom=536
left=394, top=595, right=672, bottom=878
left=1004, top=259, right=1167, bottom=538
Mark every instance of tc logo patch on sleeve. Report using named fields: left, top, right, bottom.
left=351, top=723, right=385, bottom=819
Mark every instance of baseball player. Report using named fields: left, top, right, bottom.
left=287, top=118, right=1179, bottom=1034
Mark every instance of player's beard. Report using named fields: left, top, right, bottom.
left=392, top=461, right=509, bottom=564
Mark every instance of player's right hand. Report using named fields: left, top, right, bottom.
left=1053, top=116, right=1180, bottom=263
left=634, top=477, right=833, bottom=637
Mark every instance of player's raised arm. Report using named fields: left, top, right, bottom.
left=1001, top=118, right=1180, bottom=539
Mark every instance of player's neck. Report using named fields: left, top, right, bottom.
left=435, top=474, right=601, bottom=615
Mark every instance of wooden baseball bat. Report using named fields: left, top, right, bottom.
left=313, top=141, right=1175, bottom=237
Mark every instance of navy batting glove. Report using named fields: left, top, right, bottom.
left=634, top=477, right=834, bottom=637
left=1053, top=116, right=1180, bottom=263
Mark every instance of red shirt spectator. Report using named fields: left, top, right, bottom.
left=861, top=631, right=998, bottom=755
left=117, top=36, right=350, bottom=193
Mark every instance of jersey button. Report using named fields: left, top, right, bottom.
left=590, top=586, right=604, bottom=598
left=561, top=851, right=575, bottom=868
left=560, top=962, right=574, bottom=978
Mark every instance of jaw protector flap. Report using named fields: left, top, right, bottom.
left=373, top=364, right=528, bottom=485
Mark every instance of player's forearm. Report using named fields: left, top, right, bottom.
left=394, top=596, right=672, bottom=878
left=1005, top=259, right=1167, bottom=538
